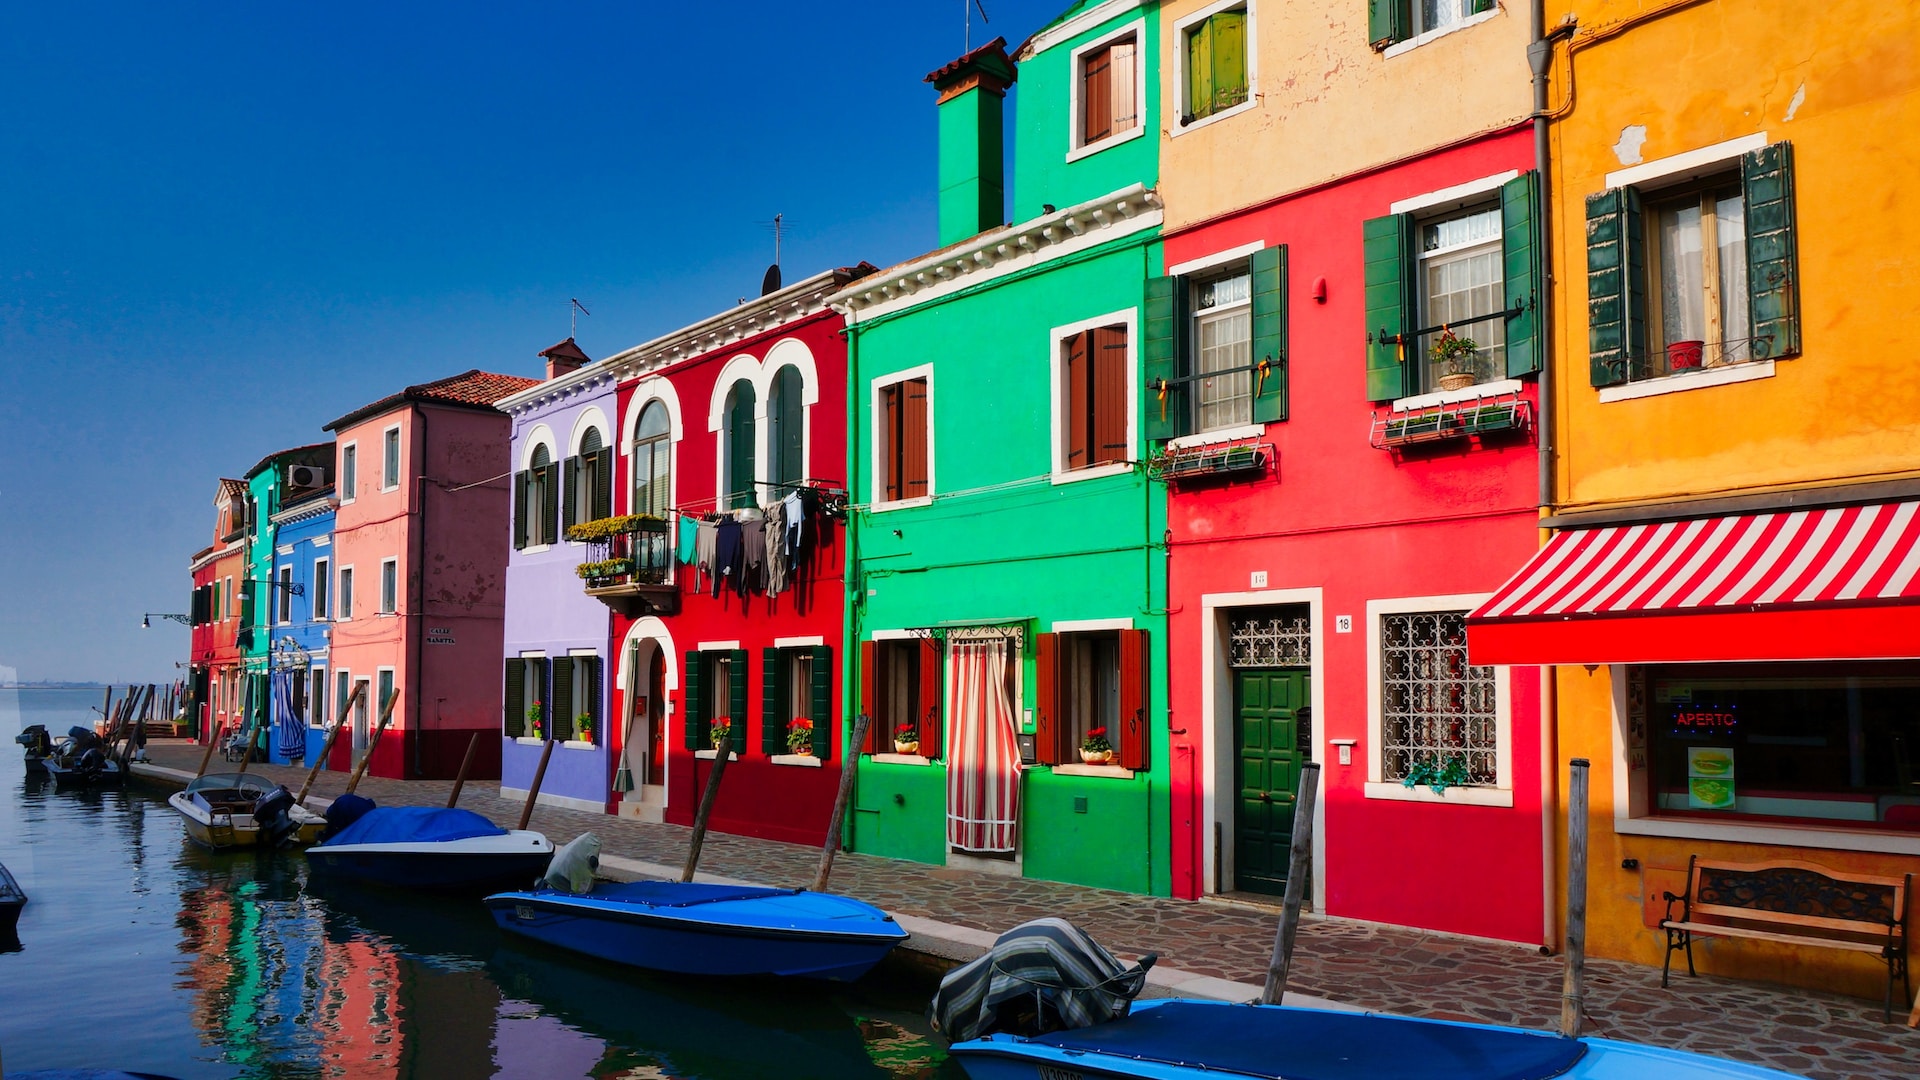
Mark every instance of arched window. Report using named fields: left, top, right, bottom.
left=517, top=443, right=558, bottom=548
left=723, top=380, right=757, bottom=510
left=570, top=427, right=609, bottom=527
left=767, top=364, right=804, bottom=493
left=632, top=402, right=670, bottom=517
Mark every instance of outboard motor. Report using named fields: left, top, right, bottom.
left=251, top=785, right=301, bottom=847
left=15, top=724, right=51, bottom=756
left=321, top=792, right=376, bottom=840
left=74, top=746, right=108, bottom=781
left=67, top=726, right=100, bottom=753
left=542, top=832, right=602, bottom=894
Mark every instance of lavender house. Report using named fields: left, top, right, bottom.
left=495, top=339, right=621, bottom=813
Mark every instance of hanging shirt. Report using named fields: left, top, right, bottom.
left=765, top=499, right=789, bottom=597
left=783, top=490, right=805, bottom=559
left=740, top=512, right=766, bottom=598
left=677, top=514, right=699, bottom=566
left=695, top=520, right=720, bottom=594
left=713, top=519, right=743, bottom=599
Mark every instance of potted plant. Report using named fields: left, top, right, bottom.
left=574, top=713, right=593, bottom=744
left=1666, top=339, right=1705, bottom=370
left=708, top=719, right=732, bottom=752
left=786, top=718, right=815, bottom=756
left=1430, top=327, right=1480, bottom=391
left=893, top=722, right=920, bottom=755
left=527, top=700, right=544, bottom=740
left=1402, top=753, right=1471, bottom=794
left=1079, top=726, right=1114, bottom=765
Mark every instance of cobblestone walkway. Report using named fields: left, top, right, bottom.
left=139, top=742, right=1919, bottom=1080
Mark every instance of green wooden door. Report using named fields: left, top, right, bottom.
left=1234, top=668, right=1308, bottom=896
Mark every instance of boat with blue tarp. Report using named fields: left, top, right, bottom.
left=306, top=804, right=553, bottom=891
left=484, top=879, right=909, bottom=981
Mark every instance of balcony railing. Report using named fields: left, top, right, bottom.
left=567, top=515, right=677, bottom=616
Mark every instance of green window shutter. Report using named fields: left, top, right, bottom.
left=585, top=656, right=602, bottom=729
left=594, top=446, right=614, bottom=520
left=1210, top=12, right=1247, bottom=114
left=762, top=647, right=789, bottom=755
left=727, top=383, right=757, bottom=510
left=513, top=471, right=529, bottom=550
left=1369, top=0, right=1411, bottom=50
left=541, top=462, right=561, bottom=543
left=1249, top=245, right=1289, bottom=423
left=682, top=651, right=706, bottom=749
left=1469, top=0, right=1495, bottom=12
left=727, top=649, right=749, bottom=744
left=1363, top=213, right=1413, bottom=401
left=563, top=455, right=580, bottom=529
left=1586, top=187, right=1646, bottom=387
left=1742, top=141, right=1800, bottom=360
left=1186, top=20, right=1213, bottom=122
left=503, top=658, right=524, bottom=737
left=1501, top=170, right=1544, bottom=378
left=774, top=365, right=805, bottom=488
left=549, top=658, right=573, bottom=740
left=810, top=645, right=833, bottom=762
left=1143, top=275, right=1189, bottom=441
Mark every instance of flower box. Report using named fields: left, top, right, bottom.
left=1151, top=444, right=1269, bottom=482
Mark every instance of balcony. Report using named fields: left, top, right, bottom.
left=567, top=515, right=677, bottom=617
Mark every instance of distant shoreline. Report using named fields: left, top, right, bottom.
left=1, top=683, right=114, bottom=690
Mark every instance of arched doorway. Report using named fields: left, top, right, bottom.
left=616, top=619, right=677, bottom=823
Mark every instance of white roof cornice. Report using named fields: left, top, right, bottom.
left=1016, top=0, right=1144, bottom=60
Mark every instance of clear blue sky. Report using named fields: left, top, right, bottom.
left=0, top=1, right=1065, bottom=683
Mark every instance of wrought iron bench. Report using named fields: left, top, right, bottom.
left=1661, top=856, right=1911, bottom=1020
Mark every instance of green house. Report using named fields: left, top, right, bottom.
left=827, top=4, right=1169, bottom=896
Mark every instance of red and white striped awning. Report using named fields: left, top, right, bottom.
left=1467, top=501, right=1920, bottom=665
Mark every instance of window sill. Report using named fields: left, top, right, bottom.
left=1381, top=8, right=1500, bottom=59
left=1170, top=97, right=1256, bottom=138
left=562, top=740, right=595, bottom=750
left=1596, top=360, right=1776, bottom=403
left=1050, top=763, right=1136, bottom=780
left=870, top=753, right=933, bottom=766
left=869, top=496, right=933, bottom=513
left=1362, top=781, right=1514, bottom=807
left=1167, top=424, right=1265, bottom=450
left=1391, top=378, right=1523, bottom=413
left=1065, top=124, right=1145, bottom=164
left=1614, top=814, right=1920, bottom=856
left=694, top=748, right=740, bottom=761
left=1051, top=462, right=1134, bottom=487
left=513, top=736, right=545, bottom=746
left=770, top=754, right=823, bottom=768
left=521, top=543, right=553, bottom=556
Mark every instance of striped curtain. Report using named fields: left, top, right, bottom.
left=271, top=670, right=302, bottom=762
left=946, top=638, right=1023, bottom=853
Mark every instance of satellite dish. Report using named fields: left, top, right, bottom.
left=761, top=263, right=782, bottom=296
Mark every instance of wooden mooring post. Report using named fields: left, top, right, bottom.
left=1261, top=761, right=1321, bottom=1005
left=813, top=713, right=870, bottom=892
left=1562, top=758, right=1592, bottom=1038
left=341, top=688, right=401, bottom=797
left=447, top=732, right=482, bottom=809
left=516, top=737, right=557, bottom=831
left=295, top=682, right=364, bottom=806
left=681, top=732, right=736, bottom=882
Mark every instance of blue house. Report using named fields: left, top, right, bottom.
left=267, top=484, right=338, bottom=766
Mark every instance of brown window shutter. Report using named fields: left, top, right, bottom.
left=1118, top=628, right=1148, bottom=770
left=918, top=637, right=943, bottom=760
left=1082, top=45, right=1112, bottom=144
left=881, top=384, right=902, bottom=502
left=1065, top=331, right=1090, bottom=469
left=1092, top=326, right=1129, bottom=466
left=860, top=639, right=881, bottom=754
left=903, top=378, right=929, bottom=497
left=1034, top=632, right=1061, bottom=765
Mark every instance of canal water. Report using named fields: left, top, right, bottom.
left=3, top=689, right=957, bottom=1079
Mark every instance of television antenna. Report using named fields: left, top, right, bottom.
left=965, top=0, right=989, bottom=51
left=570, top=298, right=591, bottom=338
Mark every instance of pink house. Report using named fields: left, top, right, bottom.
left=322, top=369, right=538, bottom=780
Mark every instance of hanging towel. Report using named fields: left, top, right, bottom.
left=677, top=514, right=699, bottom=566
left=765, top=499, right=788, bottom=596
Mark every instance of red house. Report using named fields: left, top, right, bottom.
left=1158, top=125, right=1550, bottom=945
left=595, top=265, right=872, bottom=844
left=189, top=480, right=251, bottom=746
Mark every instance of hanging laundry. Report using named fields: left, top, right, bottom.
left=765, top=499, right=788, bottom=597
left=740, top=511, right=766, bottom=598
left=711, top=519, right=742, bottom=600
left=695, top=519, right=719, bottom=594
left=677, top=514, right=698, bottom=566
left=783, top=489, right=805, bottom=560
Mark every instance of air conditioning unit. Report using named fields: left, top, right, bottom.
left=288, top=464, right=329, bottom=488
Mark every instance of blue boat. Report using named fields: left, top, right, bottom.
left=0, top=858, right=25, bottom=942
left=307, top=805, right=554, bottom=891
left=484, top=880, right=909, bottom=981
left=947, top=998, right=1808, bottom=1080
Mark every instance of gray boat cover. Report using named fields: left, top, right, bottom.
left=543, top=831, right=602, bottom=894
left=929, top=917, right=1155, bottom=1043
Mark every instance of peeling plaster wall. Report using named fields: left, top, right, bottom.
left=1156, top=0, right=1533, bottom=232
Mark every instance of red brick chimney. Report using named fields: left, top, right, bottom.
left=539, top=337, right=592, bottom=380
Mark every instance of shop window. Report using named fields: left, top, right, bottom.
left=862, top=638, right=942, bottom=757
left=1637, top=663, right=1920, bottom=832
left=1078, top=33, right=1138, bottom=147
left=1588, top=142, right=1798, bottom=388
left=876, top=375, right=930, bottom=506
left=1143, top=248, right=1288, bottom=441
left=1035, top=629, right=1148, bottom=769
left=763, top=645, right=833, bottom=759
left=1377, top=610, right=1498, bottom=788
left=683, top=648, right=748, bottom=751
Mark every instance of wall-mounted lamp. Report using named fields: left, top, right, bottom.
left=141, top=613, right=192, bottom=629
left=1312, top=277, right=1328, bottom=304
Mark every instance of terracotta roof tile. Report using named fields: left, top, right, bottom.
left=924, top=36, right=1015, bottom=89
left=539, top=337, right=592, bottom=364
left=217, top=478, right=248, bottom=499
left=325, top=369, right=540, bottom=431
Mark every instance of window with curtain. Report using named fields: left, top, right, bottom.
left=1418, top=204, right=1507, bottom=390
left=1192, top=269, right=1252, bottom=431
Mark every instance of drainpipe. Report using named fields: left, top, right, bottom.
left=839, top=306, right=861, bottom=854
left=410, top=406, right=429, bottom=780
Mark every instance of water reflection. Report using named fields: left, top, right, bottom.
left=0, top=777, right=953, bottom=1079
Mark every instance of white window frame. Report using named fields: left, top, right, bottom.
left=334, top=669, right=352, bottom=732
left=339, top=442, right=357, bottom=504
left=1169, top=0, right=1258, bottom=139
left=521, top=428, right=559, bottom=553
left=376, top=666, right=396, bottom=725
left=1188, top=263, right=1256, bottom=435
left=337, top=565, right=354, bottom=622
left=1413, top=202, right=1508, bottom=393
left=276, top=565, right=293, bottom=625
left=381, top=424, right=402, bottom=492
left=624, top=384, right=682, bottom=519
left=309, top=663, right=328, bottom=729
left=379, top=557, right=397, bottom=615
left=1049, top=308, right=1140, bottom=485
left=869, top=364, right=936, bottom=512
left=1363, top=593, right=1513, bottom=807
left=1065, top=18, right=1148, bottom=163
left=1383, top=2, right=1501, bottom=60
left=225, top=576, right=236, bottom=620
left=312, top=557, right=330, bottom=621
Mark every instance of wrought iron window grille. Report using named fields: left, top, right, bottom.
left=1229, top=613, right=1312, bottom=668
left=1595, top=333, right=1780, bottom=384
left=1379, top=611, right=1498, bottom=787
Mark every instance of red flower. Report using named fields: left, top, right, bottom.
left=1087, top=727, right=1107, bottom=738
left=791, top=719, right=812, bottom=731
